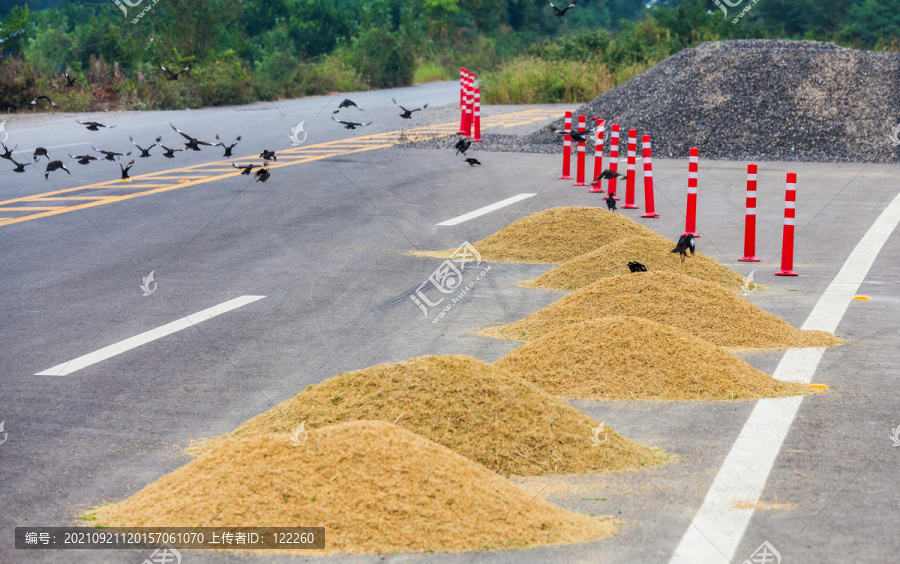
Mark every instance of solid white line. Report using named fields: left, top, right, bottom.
left=670, top=189, right=900, bottom=564
left=35, top=295, right=266, bottom=376
left=436, top=193, right=537, bottom=226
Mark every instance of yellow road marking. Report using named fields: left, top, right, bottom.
left=0, top=108, right=566, bottom=229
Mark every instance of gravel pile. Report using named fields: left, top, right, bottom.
left=405, top=40, right=900, bottom=163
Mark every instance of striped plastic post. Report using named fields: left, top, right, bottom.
left=473, top=88, right=482, bottom=142
left=623, top=129, right=638, bottom=208
left=776, top=173, right=798, bottom=276
left=683, top=148, right=700, bottom=237
left=459, top=67, right=466, bottom=108
left=464, top=73, right=475, bottom=137
left=574, top=115, right=588, bottom=186
left=589, top=118, right=605, bottom=193
left=640, top=135, right=660, bottom=218
left=608, top=124, right=620, bottom=199
left=739, top=163, right=760, bottom=261
left=558, top=111, right=573, bottom=180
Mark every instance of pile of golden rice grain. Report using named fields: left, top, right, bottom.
left=483, top=271, right=840, bottom=350
left=527, top=235, right=750, bottom=292
left=92, top=421, right=616, bottom=554
left=223, top=355, right=663, bottom=476
left=494, top=317, right=810, bottom=400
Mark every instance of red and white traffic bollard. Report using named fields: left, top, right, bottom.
left=739, top=163, right=760, bottom=262
left=574, top=115, right=587, bottom=186
left=623, top=129, right=638, bottom=208
left=776, top=173, right=798, bottom=276
left=608, top=124, right=620, bottom=199
left=459, top=67, right=466, bottom=108
left=641, top=135, right=660, bottom=218
left=464, top=73, right=475, bottom=137
left=558, top=111, right=573, bottom=180
left=590, top=118, right=605, bottom=193
left=473, top=87, right=482, bottom=142
left=683, top=148, right=700, bottom=237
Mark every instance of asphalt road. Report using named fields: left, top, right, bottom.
left=1, top=81, right=899, bottom=564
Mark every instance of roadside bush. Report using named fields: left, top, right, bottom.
left=347, top=28, right=415, bottom=88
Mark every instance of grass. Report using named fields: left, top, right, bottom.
left=480, top=56, right=654, bottom=104
left=414, top=59, right=454, bottom=84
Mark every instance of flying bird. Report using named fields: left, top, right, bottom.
left=33, top=147, right=49, bottom=161
left=63, top=72, right=78, bottom=87
left=215, top=135, right=241, bottom=157
left=392, top=97, right=428, bottom=119
left=255, top=168, right=270, bottom=183
left=130, top=136, right=161, bottom=157
left=78, top=120, right=116, bottom=131
left=1, top=142, right=17, bottom=161
left=9, top=158, right=32, bottom=173
left=259, top=149, right=276, bottom=161
left=331, top=116, right=371, bottom=130
left=232, top=163, right=256, bottom=175
left=160, top=145, right=182, bottom=158
left=30, top=95, right=56, bottom=107
left=605, top=193, right=617, bottom=212
left=69, top=154, right=98, bottom=165
left=454, top=137, right=472, bottom=156
left=548, top=0, right=577, bottom=16
left=93, top=146, right=130, bottom=161
left=161, top=65, right=190, bottom=80
left=170, top=123, right=214, bottom=151
left=120, top=159, right=134, bottom=180
left=464, top=158, right=481, bottom=166
left=671, top=234, right=696, bottom=264
left=548, top=124, right=590, bottom=144
left=593, top=169, right=626, bottom=183
left=627, top=261, right=647, bottom=273
left=44, top=160, right=70, bottom=180
left=333, top=99, right=363, bottom=113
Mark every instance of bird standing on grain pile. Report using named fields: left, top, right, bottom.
left=548, top=0, right=577, bottom=16
left=671, top=234, right=696, bottom=264
left=627, top=261, right=647, bottom=273
left=606, top=193, right=617, bottom=212
left=593, top=169, right=625, bottom=184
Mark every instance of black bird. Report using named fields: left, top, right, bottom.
left=331, top=116, right=372, bottom=130
left=161, top=65, right=190, bottom=80
left=78, top=120, right=116, bottom=131
left=93, top=146, right=131, bottom=161
left=30, top=95, right=56, bottom=107
left=393, top=97, right=427, bottom=119
left=232, top=163, right=256, bottom=176
left=259, top=150, right=276, bottom=162
left=592, top=169, right=626, bottom=184
left=120, top=160, right=134, bottom=180
left=454, top=137, right=472, bottom=156
left=9, top=158, right=31, bottom=173
left=63, top=72, right=78, bottom=87
left=605, top=193, right=617, bottom=211
left=671, top=234, right=696, bottom=264
left=69, top=153, right=99, bottom=165
left=170, top=124, right=214, bottom=151
left=44, top=160, right=70, bottom=180
left=548, top=0, right=577, bottom=16
left=548, top=124, right=590, bottom=143
left=255, top=168, right=270, bottom=183
left=627, top=261, right=647, bottom=273
left=333, top=99, right=363, bottom=113
left=33, top=147, right=49, bottom=161
left=216, top=135, right=241, bottom=157
left=160, top=145, right=182, bottom=159
left=464, top=158, right=481, bottom=167
left=1, top=142, right=17, bottom=161
left=130, top=136, right=161, bottom=157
